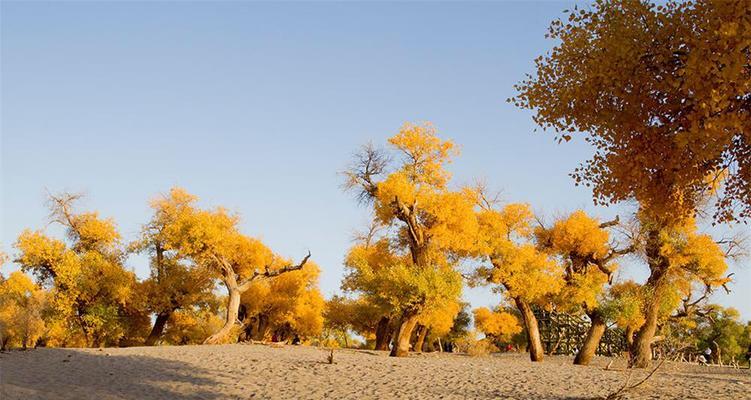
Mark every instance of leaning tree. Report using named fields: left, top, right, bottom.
left=157, top=187, right=311, bottom=344
left=512, top=0, right=749, bottom=367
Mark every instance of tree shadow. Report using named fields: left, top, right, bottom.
left=0, top=348, right=223, bottom=399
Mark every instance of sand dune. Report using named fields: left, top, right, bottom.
left=1, top=344, right=748, bottom=399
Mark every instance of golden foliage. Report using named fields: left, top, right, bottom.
left=0, top=272, right=46, bottom=349
left=513, top=0, right=751, bottom=222
left=343, top=238, right=462, bottom=317
left=474, top=203, right=563, bottom=304
left=343, top=123, right=475, bottom=347
left=535, top=211, right=617, bottom=312
left=14, top=194, right=141, bottom=347
left=541, top=211, right=610, bottom=260
left=163, top=308, right=225, bottom=345
left=658, top=219, right=730, bottom=299
left=603, top=281, right=646, bottom=332
left=241, top=262, right=325, bottom=339
left=473, top=307, right=522, bottom=341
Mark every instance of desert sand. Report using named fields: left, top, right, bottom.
left=1, top=344, right=748, bottom=399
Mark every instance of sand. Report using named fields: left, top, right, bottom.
left=1, top=344, right=749, bottom=399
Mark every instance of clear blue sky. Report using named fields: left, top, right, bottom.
left=2, top=1, right=749, bottom=320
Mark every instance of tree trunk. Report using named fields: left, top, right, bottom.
left=253, top=314, right=269, bottom=341
left=514, top=297, right=544, bottom=362
left=374, top=316, right=392, bottom=351
left=630, top=296, right=661, bottom=368
left=145, top=310, right=173, bottom=346
left=625, top=325, right=635, bottom=347
left=629, top=227, right=669, bottom=368
left=414, top=326, right=429, bottom=353
left=204, top=280, right=241, bottom=344
left=574, top=310, right=606, bottom=365
left=390, top=310, right=419, bottom=357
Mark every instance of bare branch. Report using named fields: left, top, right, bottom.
left=238, top=251, right=312, bottom=291
left=342, top=143, right=389, bottom=203
left=46, top=191, right=85, bottom=239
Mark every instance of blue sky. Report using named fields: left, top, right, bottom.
left=2, top=1, right=749, bottom=320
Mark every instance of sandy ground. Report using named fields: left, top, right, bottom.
left=1, top=344, right=749, bottom=399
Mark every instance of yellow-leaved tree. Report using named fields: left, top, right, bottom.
left=14, top=193, right=147, bottom=347
left=131, top=188, right=217, bottom=345
left=343, top=123, right=477, bottom=356
left=473, top=306, right=522, bottom=344
left=0, top=271, right=46, bottom=349
left=323, top=295, right=388, bottom=348
left=534, top=211, right=631, bottom=365
left=155, top=187, right=311, bottom=344
left=472, top=201, right=563, bottom=361
left=239, top=261, right=324, bottom=342
left=512, top=0, right=748, bottom=367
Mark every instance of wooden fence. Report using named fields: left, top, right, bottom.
left=533, top=308, right=628, bottom=356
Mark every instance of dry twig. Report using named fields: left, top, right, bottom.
left=603, top=359, right=665, bottom=400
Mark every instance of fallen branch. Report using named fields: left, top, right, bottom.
left=603, top=359, right=665, bottom=400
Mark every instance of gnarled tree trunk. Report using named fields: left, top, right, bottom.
left=630, top=228, right=668, bottom=368
left=630, top=295, right=661, bottom=368
left=204, top=279, right=241, bottom=344
left=515, top=297, right=544, bottom=362
left=374, top=316, right=393, bottom=351
left=574, top=310, right=606, bottom=365
left=203, top=252, right=310, bottom=345
left=390, top=310, right=420, bottom=357
left=145, top=310, right=173, bottom=346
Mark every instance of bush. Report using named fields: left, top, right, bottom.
left=455, top=330, right=498, bottom=357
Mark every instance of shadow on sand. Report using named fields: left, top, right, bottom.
left=0, top=348, right=224, bottom=399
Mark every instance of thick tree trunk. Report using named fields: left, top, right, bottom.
left=414, top=326, right=429, bottom=353
left=204, top=281, right=241, bottom=344
left=574, top=311, right=606, bottom=365
left=630, top=296, right=661, bottom=368
left=374, top=316, right=392, bottom=351
left=630, top=227, right=669, bottom=368
left=145, top=310, right=173, bottom=346
left=515, top=297, right=544, bottom=362
left=390, top=310, right=420, bottom=357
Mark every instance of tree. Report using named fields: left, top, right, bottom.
left=473, top=306, right=522, bottom=345
left=131, top=188, right=216, bottom=345
left=156, top=187, right=311, bottom=344
left=600, top=281, right=646, bottom=348
left=159, top=291, right=225, bottom=345
left=512, top=0, right=749, bottom=367
left=14, top=193, right=145, bottom=347
left=694, top=306, right=750, bottom=364
left=342, top=236, right=463, bottom=356
left=535, top=211, right=630, bottom=365
left=441, top=303, right=472, bottom=352
left=413, top=299, right=462, bottom=352
left=0, top=272, right=46, bottom=349
left=343, top=123, right=477, bottom=357
left=323, top=295, right=385, bottom=348
left=472, top=202, right=563, bottom=361
left=240, top=262, right=324, bottom=342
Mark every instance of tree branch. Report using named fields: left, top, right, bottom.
left=238, top=251, right=312, bottom=291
